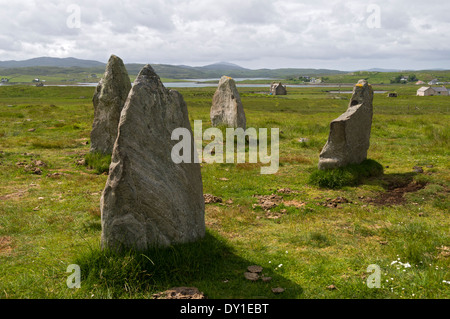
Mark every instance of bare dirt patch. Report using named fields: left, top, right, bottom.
left=16, top=159, right=47, bottom=175
left=0, top=236, right=13, bottom=256
left=437, top=246, right=450, bottom=259
left=252, top=192, right=307, bottom=219
left=318, top=197, right=352, bottom=208
left=204, top=194, right=223, bottom=204
left=276, top=188, right=299, bottom=194
left=0, top=189, right=28, bottom=201
left=46, top=172, right=67, bottom=178
left=252, top=194, right=283, bottom=211
left=152, top=287, right=205, bottom=299
left=365, top=180, right=427, bottom=206
left=283, top=200, right=307, bottom=209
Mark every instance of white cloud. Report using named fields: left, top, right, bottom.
left=0, top=0, right=449, bottom=70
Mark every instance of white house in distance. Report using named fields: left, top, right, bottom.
left=428, top=79, right=439, bottom=85
left=417, top=86, right=449, bottom=96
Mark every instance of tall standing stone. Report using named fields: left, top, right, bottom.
left=318, top=80, right=374, bottom=170
left=100, top=65, right=205, bottom=252
left=90, top=55, right=132, bottom=154
left=210, top=76, right=246, bottom=129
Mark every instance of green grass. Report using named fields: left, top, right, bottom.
left=73, top=231, right=302, bottom=299
left=0, top=84, right=448, bottom=299
left=84, top=152, right=112, bottom=174
left=308, top=159, right=384, bottom=189
left=319, top=70, right=450, bottom=85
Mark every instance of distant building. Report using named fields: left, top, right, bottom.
left=417, top=86, right=448, bottom=96
left=1, top=78, right=9, bottom=83
left=309, top=77, right=322, bottom=84
left=428, top=79, right=439, bottom=85
left=417, top=87, right=433, bottom=96
left=432, top=86, right=449, bottom=96
left=270, top=82, right=287, bottom=95
left=415, top=80, right=425, bottom=85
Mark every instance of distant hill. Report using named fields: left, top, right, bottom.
left=201, top=62, right=247, bottom=70
left=147, top=65, right=346, bottom=79
left=2, top=57, right=450, bottom=83
left=362, top=68, right=402, bottom=73
left=0, top=57, right=346, bottom=80
left=0, top=57, right=105, bottom=69
left=356, top=67, right=449, bottom=73
left=123, top=61, right=346, bottom=79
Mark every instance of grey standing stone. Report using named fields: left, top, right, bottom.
left=90, top=55, right=132, bottom=154
left=100, top=65, right=205, bottom=252
left=318, top=80, right=374, bottom=170
left=270, top=82, right=287, bottom=95
left=210, top=76, right=246, bottom=129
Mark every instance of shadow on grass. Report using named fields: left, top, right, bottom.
left=363, top=171, right=430, bottom=206
left=308, top=159, right=384, bottom=189
left=307, top=158, right=428, bottom=197
left=74, top=230, right=303, bottom=299
left=375, top=172, right=420, bottom=190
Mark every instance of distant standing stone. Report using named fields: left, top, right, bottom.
left=90, top=54, right=132, bottom=154
left=318, top=80, right=374, bottom=170
left=210, top=76, right=246, bottom=129
left=100, top=64, right=205, bottom=252
left=270, top=82, right=287, bottom=95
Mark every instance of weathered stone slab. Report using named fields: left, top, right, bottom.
left=210, top=76, right=246, bottom=129
left=318, top=80, right=374, bottom=170
left=90, top=54, right=131, bottom=154
left=100, top=65, right=205, bottom=251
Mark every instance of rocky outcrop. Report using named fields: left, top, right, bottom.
left=100, top=65, right=205, bottom=252
left=90, top=54, right=132, bottom=154
left=318, top=79, right=374, bottom=170
left=210, top=76, right=246, bottom=129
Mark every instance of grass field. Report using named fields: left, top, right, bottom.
left=0, top=73, right=185, bottom=86
left=0, top=83, right=448, bottom=299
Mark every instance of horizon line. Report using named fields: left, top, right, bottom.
left=0, top=56, right=449, bottom=73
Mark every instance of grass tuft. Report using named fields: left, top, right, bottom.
left=308, top=232, right=332, bottom=248
left=84, top=152, right=112, bottom=174
left=308, top=159, right=384, bottom=189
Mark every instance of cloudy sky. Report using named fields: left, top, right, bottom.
left=0, top=0, right=449, bottom=70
